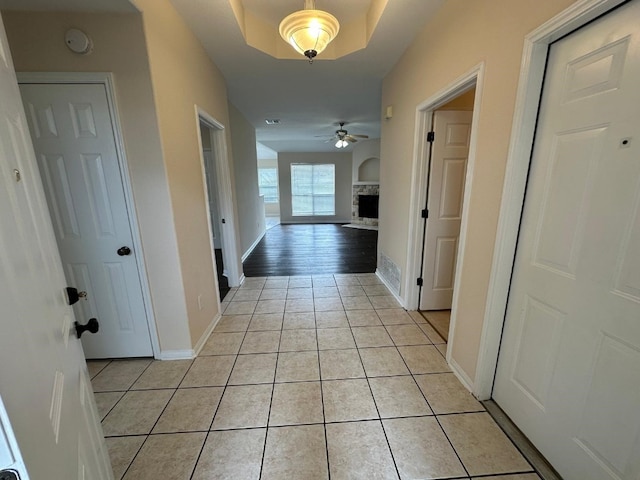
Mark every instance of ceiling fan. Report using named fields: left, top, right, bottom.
left=318, top=122, right=369, bottom=148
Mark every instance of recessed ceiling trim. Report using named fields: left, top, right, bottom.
left=233, top=0, right=388, bottom=60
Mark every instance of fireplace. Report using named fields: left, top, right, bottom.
left=352, top=184, right=379, bottom=227
left=358, top=195, right=379, bottom=219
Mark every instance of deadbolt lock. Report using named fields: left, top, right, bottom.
left=66, top=287, right=88, bottom=305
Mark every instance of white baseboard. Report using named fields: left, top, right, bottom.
left=241, top=230, right=266, bottom=262
left=375, top=269, right=406, bottom=308
left=156, top=312, right=221, bottom=360
left=156, top=349, right=195, bottom=361
left=193, top=312, right=221, bottom=357
left=449, top=355, right=476, bottom=396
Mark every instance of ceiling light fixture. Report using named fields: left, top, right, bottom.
left=279, top=0, right=340, bottom=63
left=335, top=139, right=349, bottom=148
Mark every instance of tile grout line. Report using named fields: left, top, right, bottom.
left=349, top=315, right=403, bottom=480
left=97, top=274, right=514, bottom=480
left=313, top=282, right=331, bottom=480
left=88, top=359, right=112, bottom=381
left=106, top=358, right=169, bottom=480
left=136, top=362, right=202, bottom=479
left=382, top=320, right=473, bottom=479
left=188, top=301, right=255, bottom=480
left=258, top=278, right=285, bottom=480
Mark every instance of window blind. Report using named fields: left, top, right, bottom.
left=291, top=164, right=335, bottom=216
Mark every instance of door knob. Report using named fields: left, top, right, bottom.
left=117, top=246, right=132, bottom=256
left=75, top=318, right=99, bottom=338
left=0, top=470, right=20, bottom=480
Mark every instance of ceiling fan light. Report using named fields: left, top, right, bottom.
left=335, top=139, right=343, bottom=148
left=279, top=1, right=339, bottom=62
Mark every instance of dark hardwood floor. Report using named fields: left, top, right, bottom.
left=243, top=224, right=378, bottom=276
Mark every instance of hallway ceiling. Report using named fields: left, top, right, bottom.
left=169, top=0, right=444, bottom=153
left=0, top=0, right=444, bottom=153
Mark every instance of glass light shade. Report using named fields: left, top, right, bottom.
left=279, top=8, right=339, bottom=60
left=336, top=139, right=348, bottom=148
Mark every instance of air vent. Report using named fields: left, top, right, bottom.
left=265, top=119, right=280, bottom=125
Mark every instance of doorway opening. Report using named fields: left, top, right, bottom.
left=418, top=89, right=476, bottom=343
left=197, top=109, right=242, bottom=303
left=257, top=153, right=281, bottom=230
left=405, top=65, right=483, bottom=364
left=199, top=121, right=230, bottom=301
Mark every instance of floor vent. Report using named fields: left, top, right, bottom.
left=378, top=252, right=401, bottom=295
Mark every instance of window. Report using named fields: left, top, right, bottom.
left=291, top=163, right=335, bottom=216
left=258, top=167, right=279, bottom=203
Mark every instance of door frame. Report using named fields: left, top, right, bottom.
left=475, top=0, right=628, bottom=400
left=196, top=107, right=242, bottom=291
left=16, top=71, right=161, bottom=359
left=405, top=63, right=484, bottom=387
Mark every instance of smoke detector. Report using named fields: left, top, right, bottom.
left=65, top=29, right=93, bottom=55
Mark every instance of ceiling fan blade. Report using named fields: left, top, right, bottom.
left=346, top=136, right=358, bottom=143
left=351, top=134, right=369, bottom=138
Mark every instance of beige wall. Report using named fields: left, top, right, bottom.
left=278, top=152, right=353, bottom=223
left=2, top=11, right=193, bottom=353
left=352, top=139, right=381, bottom=184
left=134, top=0, right=241, bottom=347
left=380, top=0, right=574, bottom=384
left=229, top=103, right=265, bottom=256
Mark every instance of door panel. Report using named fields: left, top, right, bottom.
left=493, top=2, right=640, bottom=479
left=204, top=148, right=223, bottom=250
left=20, top=83, right=153, bottom=358
left=0, top=14, right=112, bottom=479
left=420, top=110, right=472, bottom=310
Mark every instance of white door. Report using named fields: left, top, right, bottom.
left=0, top=15, right=112, bottom=480
left=203, top=149, right=223, bottom=250
left=19, top=83, right=153, bottom=359
left=420, top=110, right=472, bottom=310
left=493, top=2, right=640, bottom=479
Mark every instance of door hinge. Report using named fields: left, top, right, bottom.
left=417, top=277, right=423, bottom=286
left=427, top=131, right=435, bottom=142
left=421, top=209, right=429, bottom=219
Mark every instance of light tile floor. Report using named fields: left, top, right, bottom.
left=89, top=273, right=540, bottom=480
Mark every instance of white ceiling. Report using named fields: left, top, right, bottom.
left=0, top=0, right=444, bottom=153
left=170, top=0, right=444, bottom=153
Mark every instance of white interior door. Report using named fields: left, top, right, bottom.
left=19, top=83, right=153, bottom=359
left=203, top=148, right=223, bottom=250
left=420, top=110, right=472, bottom=310
left=493, top=2, right=640, bottom=479
left=0, top=15, right=112, bottom=479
